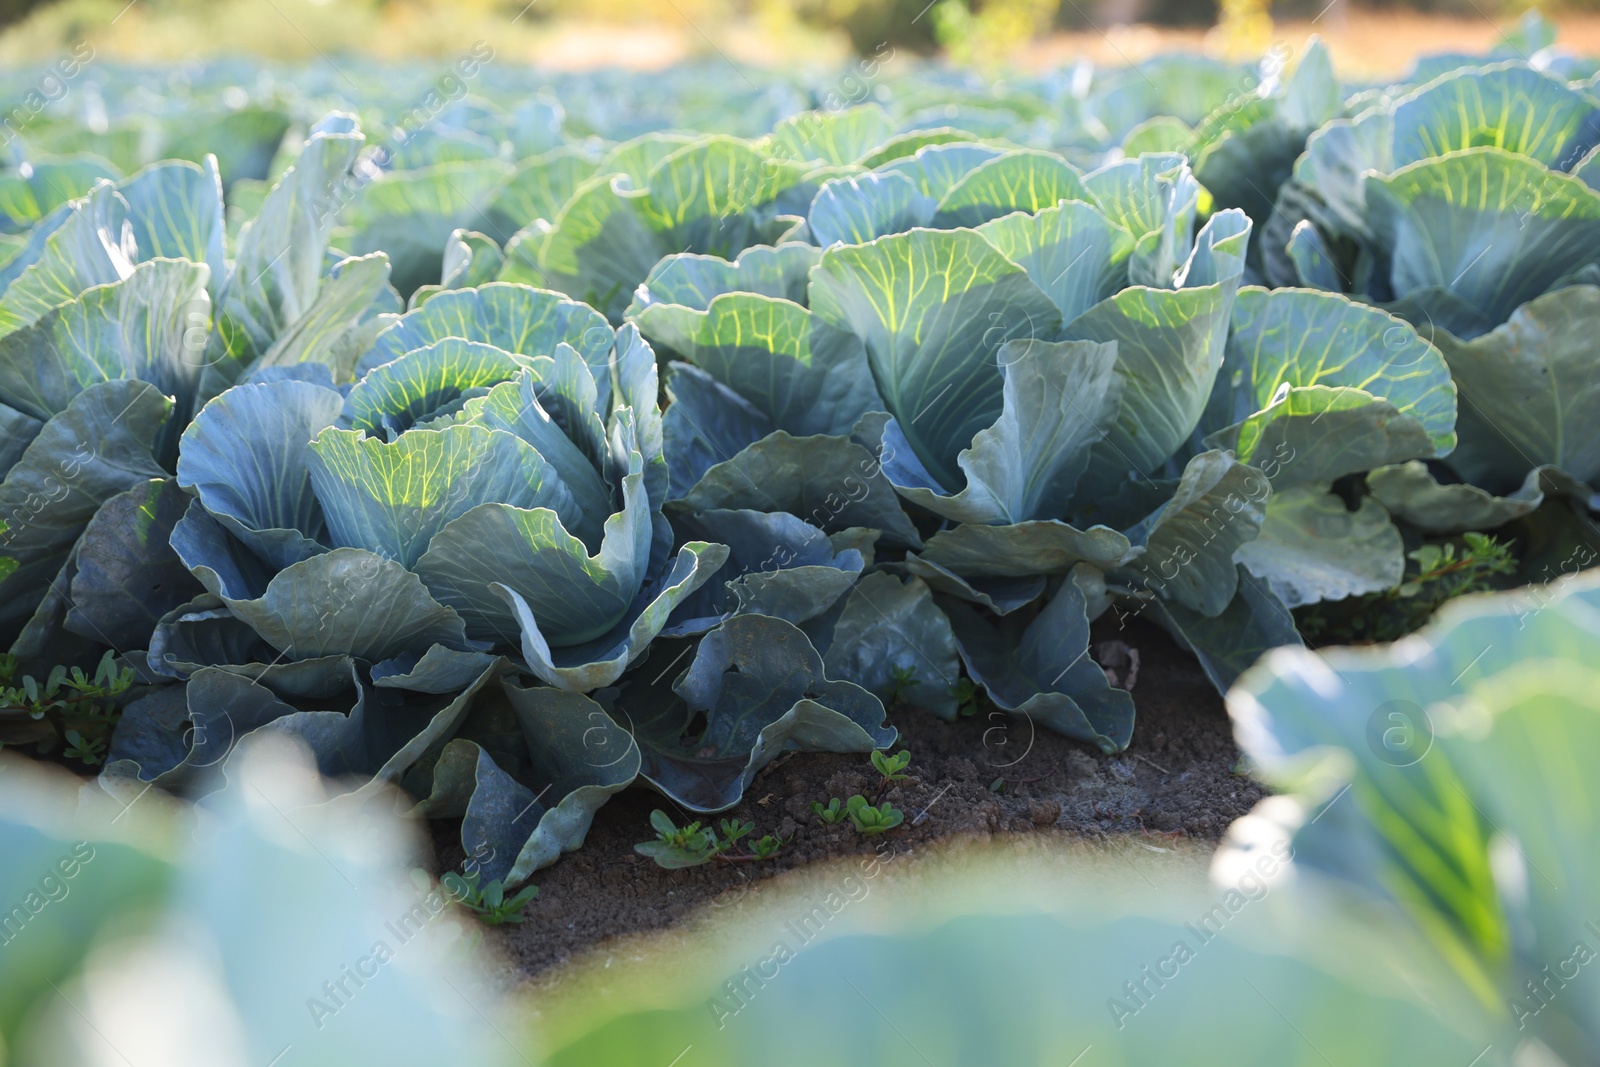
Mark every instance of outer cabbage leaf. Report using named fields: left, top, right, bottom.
left=625, top=616, right=895, bottom=812
left=1430, top=284, right=1600, bottom=492
left=1234, top=487, right=1406, bottom=608
left=941, top=565, right=1135, bottom=751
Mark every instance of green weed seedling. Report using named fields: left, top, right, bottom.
left=887, top=666, right=919, bottom=709
left=635, top=809, right=721, bottom=868
left=871, top=749, right=911, bottom=783
left=1298, top=532, right=1517, bottom=645
left=949, top=677, right=982, bottom=718
left=635, top=810, right=786, bottom=869
left=440, top=869, right=539, bottom=925
left=810, top=797, right=847, bottom=825
left=847, top=795, right=904, bottom=835
left=0, top=651, right=137, bottom=766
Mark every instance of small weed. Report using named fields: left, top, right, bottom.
left=1297, top=532, right=1516, bottom=645
left=440, top=869, right=539, bottom=925
left=0, top=651, right=136, bottom=766
left=887, top=666, right=919, bottom=709
left=846, top=795, right=904, bottom=835
left=810, top=797, right=847, bottom=825
left=635, top=810, right=786, bottom=869
left=949, top=677, right=983, bottom=718
left=871, top=749, right=911, bottom=783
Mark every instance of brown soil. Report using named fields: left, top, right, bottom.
left=432, top=614, right=1261, bottom=981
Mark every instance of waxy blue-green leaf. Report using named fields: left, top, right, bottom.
left=527, top=138, right=810, bottom=322
left=671, top=430, right=922, bottom=549
left=808, top=571, right=961, bottom=720
left=1214, top=385, right=1441, bottom=495
left=0, top=155, right=118, bottom=235
left=1294, top=111, right=1396, bottom=243
left=357, top=282, right=613, bottom=407
left=931, top=148, right=1089, bottom=228
left=974, top=199, right=1135, bottom=324
left=659, top=362, right=774, bottom=499
left=915, top=519, right=1131, bottom=579
left=63, top=477, right=203, bottom=649
left=498, top=538, right=729, bottom=692
left=668, top=508, right=864, bottom=629
left=942, top=566, right=1135, bottom=751
left=1221, top=580, right=1600, bottom=1022
left=1430, top=284, right=1600, bottom=492
left=1366, top=460, right=1545, bottom=534
left=385, top=126, right=501, bottom=171
left=1148, top=563, right=1303, bottom=692
left=1284, top=219, right=1344, bottom=291
left=1389, top=62, right=1600, bottom=172
left=1089, top=53, right=1244, bottom=134
left=627, top=616, right=895, bottom=812
left=344, top=337, right=523, bottom=438
left=879, top=141, right=1005, bottom=200
left=1120, top=115, right=1195, bottom=155
left=478, top=147, right=601, bottom=239
left=250, top=252, right=395, bottom=379
left=407, top=229, right=503, bottom=307
left=1279, top=37, right=1341, bottom=131
left=1069, top=210, right=1252, bottom=500
left=308, top=424, right=578, bottom=569
left=427, top=675, right=641, bottom=883
left=117, top=158, right=226, bottom=288
left=0, top=257, right=210, bottom=425
left=175, top=526, right=471, bottom=662
left=340, top=158, right=515, bottom=295
left=415, top=460, right=650, bottom=647
left=810, top=227, right=1063, bottom=490
left=882, top=338, right=1121, bottom=524
left=1215, top=286, right=1457, bottom=454
left=1118, top=450, right=1270, bottom=617
left=1366, top=147, right=1600, bottom=328
left=457, top=359, right=611, bottom=542
left=1235, top=487, right=1405, bottom=608
left=0, top=181, right=133, bottom=337
left=807, top=170, right=936, bottom=247
left=611, top=323, right=669, bottom=514
left=859, top=128, right=983, bottom=169
left=625, top=243, right=819, bottom=319
left=177, top=378, right=344, bottom=569
left=1081, top=152, right=1200, bottom=288
left=105, top=664, right=352, bottom=789
left=634, top=293, right=882, bottom=438
left=371, top=644, right=498, bottom=693
left=771, top=103, right=896, bottom=165
left=146, top=594, right=363, bottom=698
left=0, top=379, right=171, bottom=644
left=508, top=173, right=658, bottom=321
left=208, top=113, right=364, bottom=366
left=1192, top=100, right=1306, bottom=238
left=599, top=132, right=698, bottom=189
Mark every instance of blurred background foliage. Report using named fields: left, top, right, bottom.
left=0, top=0, right=1587, bottom=72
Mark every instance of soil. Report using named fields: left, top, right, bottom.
left=431, top=614, right=1263, bottom=982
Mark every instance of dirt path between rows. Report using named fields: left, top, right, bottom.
left=434, top=615, right=1261, bottom=981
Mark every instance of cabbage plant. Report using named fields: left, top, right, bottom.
left=0, top=112, right=396, bottom=674
left=1268, top=62, right=1600, bottom=532
left=119, top=280, right=896, bottom=883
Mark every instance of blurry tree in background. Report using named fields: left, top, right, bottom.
left=0, top=0, right=1574, bottom=59
left=791, top=0, right=944, bottom=53
left=0, top=0, right=48, bottom=28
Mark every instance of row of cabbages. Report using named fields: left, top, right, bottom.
left=1, top=38, right=1597, bottom=882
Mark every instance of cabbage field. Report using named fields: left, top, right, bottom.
left=3, top=11, right=1600, bottom=1066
